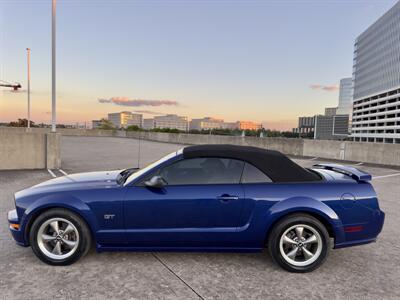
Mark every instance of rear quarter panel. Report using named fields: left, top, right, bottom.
left=240, top=177, right=381, bottom=248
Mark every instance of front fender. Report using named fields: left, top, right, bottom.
left=263, top=197, right=345, bottom=244
left=20, top=194, right=98, bottom=245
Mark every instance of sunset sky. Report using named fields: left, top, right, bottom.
left=0, top=0, right=398, bottom=130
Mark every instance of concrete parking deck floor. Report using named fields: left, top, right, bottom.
left=1, top=136, right=399, bottom=299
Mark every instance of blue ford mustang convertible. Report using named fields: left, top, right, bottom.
left=8, top=145, right=385, bottom=272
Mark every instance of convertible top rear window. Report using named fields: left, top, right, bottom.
left=241, top=163, right=272, bottom=184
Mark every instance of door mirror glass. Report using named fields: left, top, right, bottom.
left=144, top=175, right=166, bottom=188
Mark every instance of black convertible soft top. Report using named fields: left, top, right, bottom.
left=182, top=144, right=320, bottom=183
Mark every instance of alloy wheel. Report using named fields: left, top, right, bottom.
left=37, top=217, right=80, bottom=260
left=279, top=224, right=322, bottom=267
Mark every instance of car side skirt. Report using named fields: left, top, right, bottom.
left=96, top=245, right=263, bottom=253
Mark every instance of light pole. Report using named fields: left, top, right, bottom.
left=51, top=0, right=56, bottom=132
left=26, top=48, right=31, bottom=130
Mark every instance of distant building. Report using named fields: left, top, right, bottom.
left=337, top=78, right=353, bottom=115
left=293, top=116, right=315, bottom=134
left=92, top=120, right=102, bottom=129
left=127, top=114, right=143, bottom=128
left=351, top=1, right=400, bottom=143
left=314, top=115, right=349, bottom=140
left=324, top=107, right=338, bottom=117
left=190, top=117, right=225, bottom=130
left=154, top=114, right=188, bottom=131
left=143, top=118, right=155, bottom=130
left=221, top=122, right=239, bottom=130
left=108, top=112, right=131, bottom=128
left=294, top=77, right=353, bottom=139
left=108, top=112, right=143, bottom=128
left=236, top=121, right=262, bottom=131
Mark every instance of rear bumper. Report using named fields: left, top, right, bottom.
left=334, top=210, right=385, bottom=249
left=7, top=209, right=28, bottom=247
left=376, top=210, right=385, bottom=234
left=335, top=237, right=378, bottom=249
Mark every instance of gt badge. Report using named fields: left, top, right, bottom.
left=104, top=214, right=115, bottom=220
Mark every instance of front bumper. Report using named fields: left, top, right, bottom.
left=8, top=209, right=28, bottom=247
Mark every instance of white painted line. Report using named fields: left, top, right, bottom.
left=47, top=169, right=57, bottom=178
left=354, top=162, right=364, bottom=166
left=372, top=173, right=400, bottom=180
left=309, top=157, right=318, bottom=161
left=58, top=169, right=68, bottom=176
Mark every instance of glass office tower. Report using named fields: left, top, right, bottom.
left=352, top=1, right=400, bottom=143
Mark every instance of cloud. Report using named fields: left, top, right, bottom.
left=132, top=110, right=164, bottom=115
left=98, top=97, right=179, bottom=107
left=310, top=84, right=339, bottom=92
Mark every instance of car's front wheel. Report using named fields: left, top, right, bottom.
left=268, top=213, right=330, bottom=272
left=29, top=208, right=91, bottom=265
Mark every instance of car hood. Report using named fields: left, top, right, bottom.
left=14, top=170, right=124, bottom=213
left=32, top=170, right=121, bottom=189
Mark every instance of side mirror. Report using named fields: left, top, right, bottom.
left=144, top=175, right=166, bottom=188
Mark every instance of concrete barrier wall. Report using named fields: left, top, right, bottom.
left=1, top=127, right=400, bottom=167
left=126, top=132, right=305, bottom=156
left=344, top=141, right=400, bottom=166
left=1, top=127, right=127, bottom=138
left=303, top=139, right=345, bottom=160
left=0, top=128, right=61, bottom=170
left=127, top=131, right=400, bottom=167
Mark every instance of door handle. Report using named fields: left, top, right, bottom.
left=217, top=195, right=239, bottom=201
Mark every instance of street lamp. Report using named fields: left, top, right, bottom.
left=26, top=48, right=31, bottom=130
left=51, top=0, right=56, bottom=132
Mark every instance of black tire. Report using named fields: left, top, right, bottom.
left=29, top=208, right=92, bottom=266
left=268, top=213, right=330, bottom=273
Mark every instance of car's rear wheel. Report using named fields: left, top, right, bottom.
left=29, top=208, right=91, bottom=265
left=268, top=213, right=330, bottom=272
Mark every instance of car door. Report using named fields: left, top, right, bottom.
left=123, top=157, right=245, bottom=247
left=238, top=162, right=276, bottom=247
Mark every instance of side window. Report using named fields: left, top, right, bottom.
left=159, top=157, right=244, bottom=185
left=241, top=162, right=272, bottom=184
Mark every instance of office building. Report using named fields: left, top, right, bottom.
left=351, top=1, right=400, bottom=143
left=154, top=114, right=189, bottom=131
left=337, top=77, right=353, bottom=115
left=189, top=117, right=225, bottom=130
left=127, top=113, right=143, bottom=128
left=189, top=119, right=262, bottom=131
left=143, top=118, right=155, bottom=130
left=108, top=112, right=131, bottom=128
left=313, top=104, right=350, bottom=140
left=293, top=116, right=315, bottom=134
left=325, top=107, right=338, bottom=117
left=236, top=121, right=263, bottom=131
left=220, top=122, right=239, bottom=130
left=314, top=115, right=349, bottom=140
left=108, top=112, right=143, bottom=128
left=92, top=120, right=102, bottom=129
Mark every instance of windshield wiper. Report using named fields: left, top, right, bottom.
left=117, top=167, right=140, bottom=185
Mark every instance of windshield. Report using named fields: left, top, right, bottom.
left=123, top=149, right=181, bottom=186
